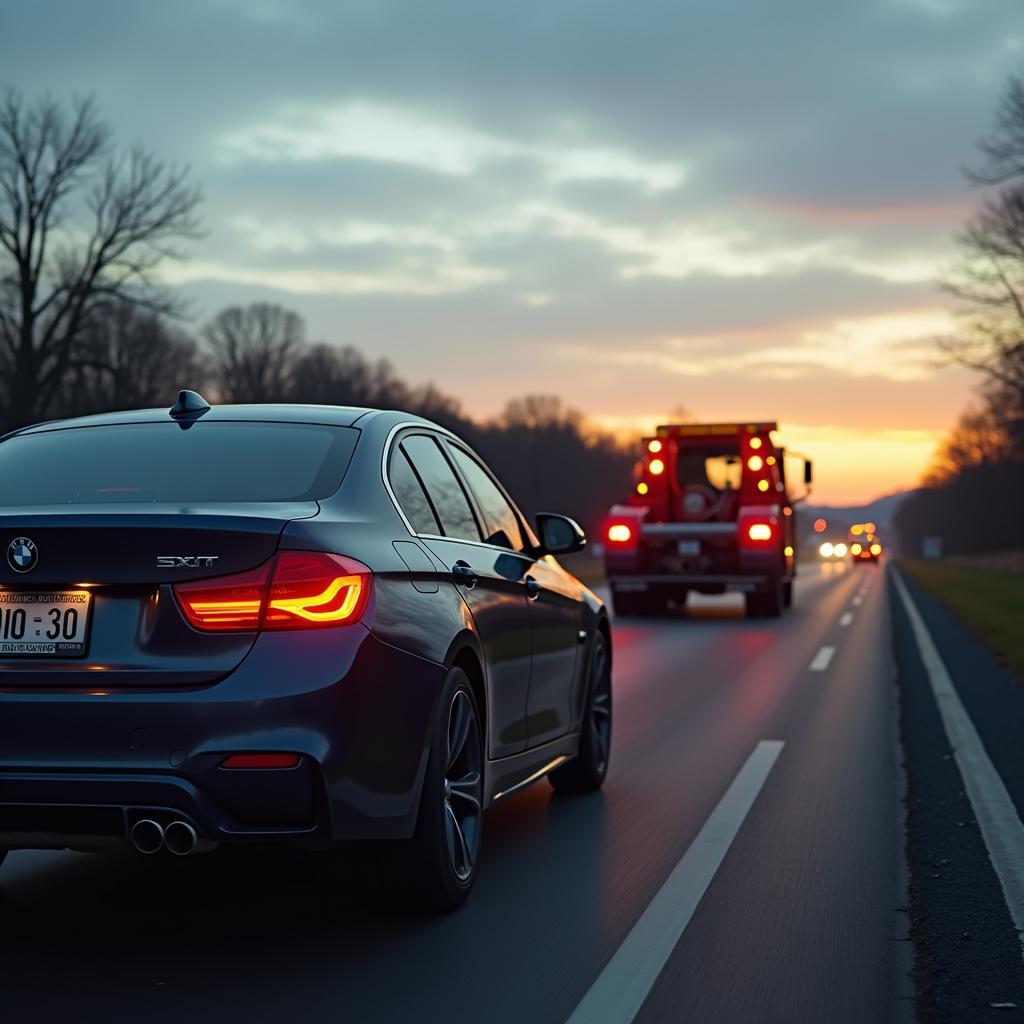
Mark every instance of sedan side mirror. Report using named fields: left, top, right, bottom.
left=535, top=513, right=587, bottom=556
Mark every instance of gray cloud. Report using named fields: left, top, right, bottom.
left=4, top=0, right=1018, bottom=446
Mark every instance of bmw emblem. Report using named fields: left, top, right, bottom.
left=7, top=536, right=38, bottom=574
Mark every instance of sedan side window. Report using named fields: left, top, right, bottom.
left=390, top=446, right=441, bottom=535
left=400, top=435, right=481, bottom=542
left=447, top=445, right=525, bottom=551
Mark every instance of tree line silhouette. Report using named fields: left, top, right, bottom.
left=65, top=299, right=634, bottom=534
left=895, top=75, right=1024, bottom=558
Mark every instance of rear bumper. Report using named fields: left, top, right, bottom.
left=0, top=626, right=446, bottom=848
left=610, top=574, right=768, bottom=594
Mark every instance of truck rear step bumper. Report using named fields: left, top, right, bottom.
left=610, top=574, right=766, bottom=593
left=640, top=523, right=738, bottom=538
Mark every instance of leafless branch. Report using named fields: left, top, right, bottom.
left=0, top=89, right=202, bottom=427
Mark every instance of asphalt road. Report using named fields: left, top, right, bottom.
left=0, top=562, right=912, bottom=1023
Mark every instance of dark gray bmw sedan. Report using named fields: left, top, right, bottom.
left=0, top=392, right=611, bottom=908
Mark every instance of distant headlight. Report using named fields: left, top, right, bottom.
left=819, top=542, right=834, bottom=558
left=833, top=543, right=848, bottom=557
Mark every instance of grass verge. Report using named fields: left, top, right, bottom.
left=899, top=558, right=1024, bottom=679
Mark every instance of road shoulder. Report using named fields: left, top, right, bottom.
left=888, top=565, right=1024, bottom=1019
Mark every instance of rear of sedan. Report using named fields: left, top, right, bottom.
left=850, top=536, right=883, bottom=563
left=0, top=406, right=448, bottom=872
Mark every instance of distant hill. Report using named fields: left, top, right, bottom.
left=797, top=490, right=916, bottom=540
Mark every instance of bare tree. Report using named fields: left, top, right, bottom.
left=499, top=395, right=582, bottom=432
left=941, top=187, right=1024, bottom=392
left=52, top=300, right=201, bottom=417
left=203, top=302, right=304, bottom=402
left=940, top=76, right=1024, bottom=449
left=289, top=342, right=413, bottom=408
left=923, top=400, right=1016, bottom=486
left=969, top=75, right=1024, bottom=185
left=0, top=91, right=201, bottom=430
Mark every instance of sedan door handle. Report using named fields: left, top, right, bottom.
left=525, top=576, right=541, bottom=601
left=452, top=561, right=479, bottom=588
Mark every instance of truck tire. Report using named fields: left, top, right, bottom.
left=782, top=579, right=793, bottom=608
left=611, top=590, right=639, bottom=617
left=612, top=590, right=664, bottom=617
left=746, top=575, right=784, bottom=618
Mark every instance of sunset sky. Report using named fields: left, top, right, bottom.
left=6, top=0, right=1022, bottom=503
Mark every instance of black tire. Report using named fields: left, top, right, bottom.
left=550, top=633, right=612, bottom=793
left=611, top=590, right=639, bottom=617
left=408, top=668, right=484, bottom=911
left=746, top=574, right=784, bottom=618
left=782, top=579, right=793, bottom=608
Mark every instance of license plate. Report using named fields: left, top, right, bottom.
left=0, top=591, right=92, bottom=656
left=677, top=540, right=701, bottom=556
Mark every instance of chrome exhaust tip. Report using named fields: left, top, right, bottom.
left=130, top=818, right=164, bottom=855
left=163, top=820, right=198, bottom=857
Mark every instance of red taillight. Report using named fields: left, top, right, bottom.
left=739, top=508, right=779, bottom=549
left=222, top=753, right=301, bottom=769
left=264, top=551, right=369, bottom=629
left=174, top=562, right=270, bottom=632
left=174, top=551, right=371, bottom=633
left=607, top=523, right=633, bottom=544
left=606, top=520, right=639, bottom=552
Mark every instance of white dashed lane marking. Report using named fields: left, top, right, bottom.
left=564, top=741, right=785, bottom=1024
left=809, top=646, right=836, bottom=672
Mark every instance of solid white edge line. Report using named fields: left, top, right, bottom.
left=564, top=740, right=785, bottom=1024
left=892, top=568, right=1024, bottom=958
left=839, top=612, right=854, bottom=627
left=809, top=646, right=836, bottom=671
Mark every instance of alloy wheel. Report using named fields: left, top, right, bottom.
left=443, top=690, right=482, bottom=882
left=589, top=642, right=612, bottom=774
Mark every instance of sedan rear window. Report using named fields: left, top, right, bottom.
left=0, top=422, right=359, bottom=505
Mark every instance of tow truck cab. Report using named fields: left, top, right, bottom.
left=604, top=422, right=812, bottom=617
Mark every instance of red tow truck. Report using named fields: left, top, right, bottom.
left=603, top=422, right=812, bottom=617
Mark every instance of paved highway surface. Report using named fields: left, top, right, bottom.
left=0, top=563, right=914, bottom=1022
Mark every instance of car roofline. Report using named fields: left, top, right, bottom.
left=0, top=404, right=446, bottom=439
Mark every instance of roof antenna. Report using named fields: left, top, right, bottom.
left=169, top=389, right=211, bottom=428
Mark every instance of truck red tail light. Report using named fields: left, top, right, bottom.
left=607, top=522, right=634, bottom=545
left=605, top=518, right=642, bottom=554
left=739, top=508, right=780, bottom=550
left=175, top=551, right=371, bottom=633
